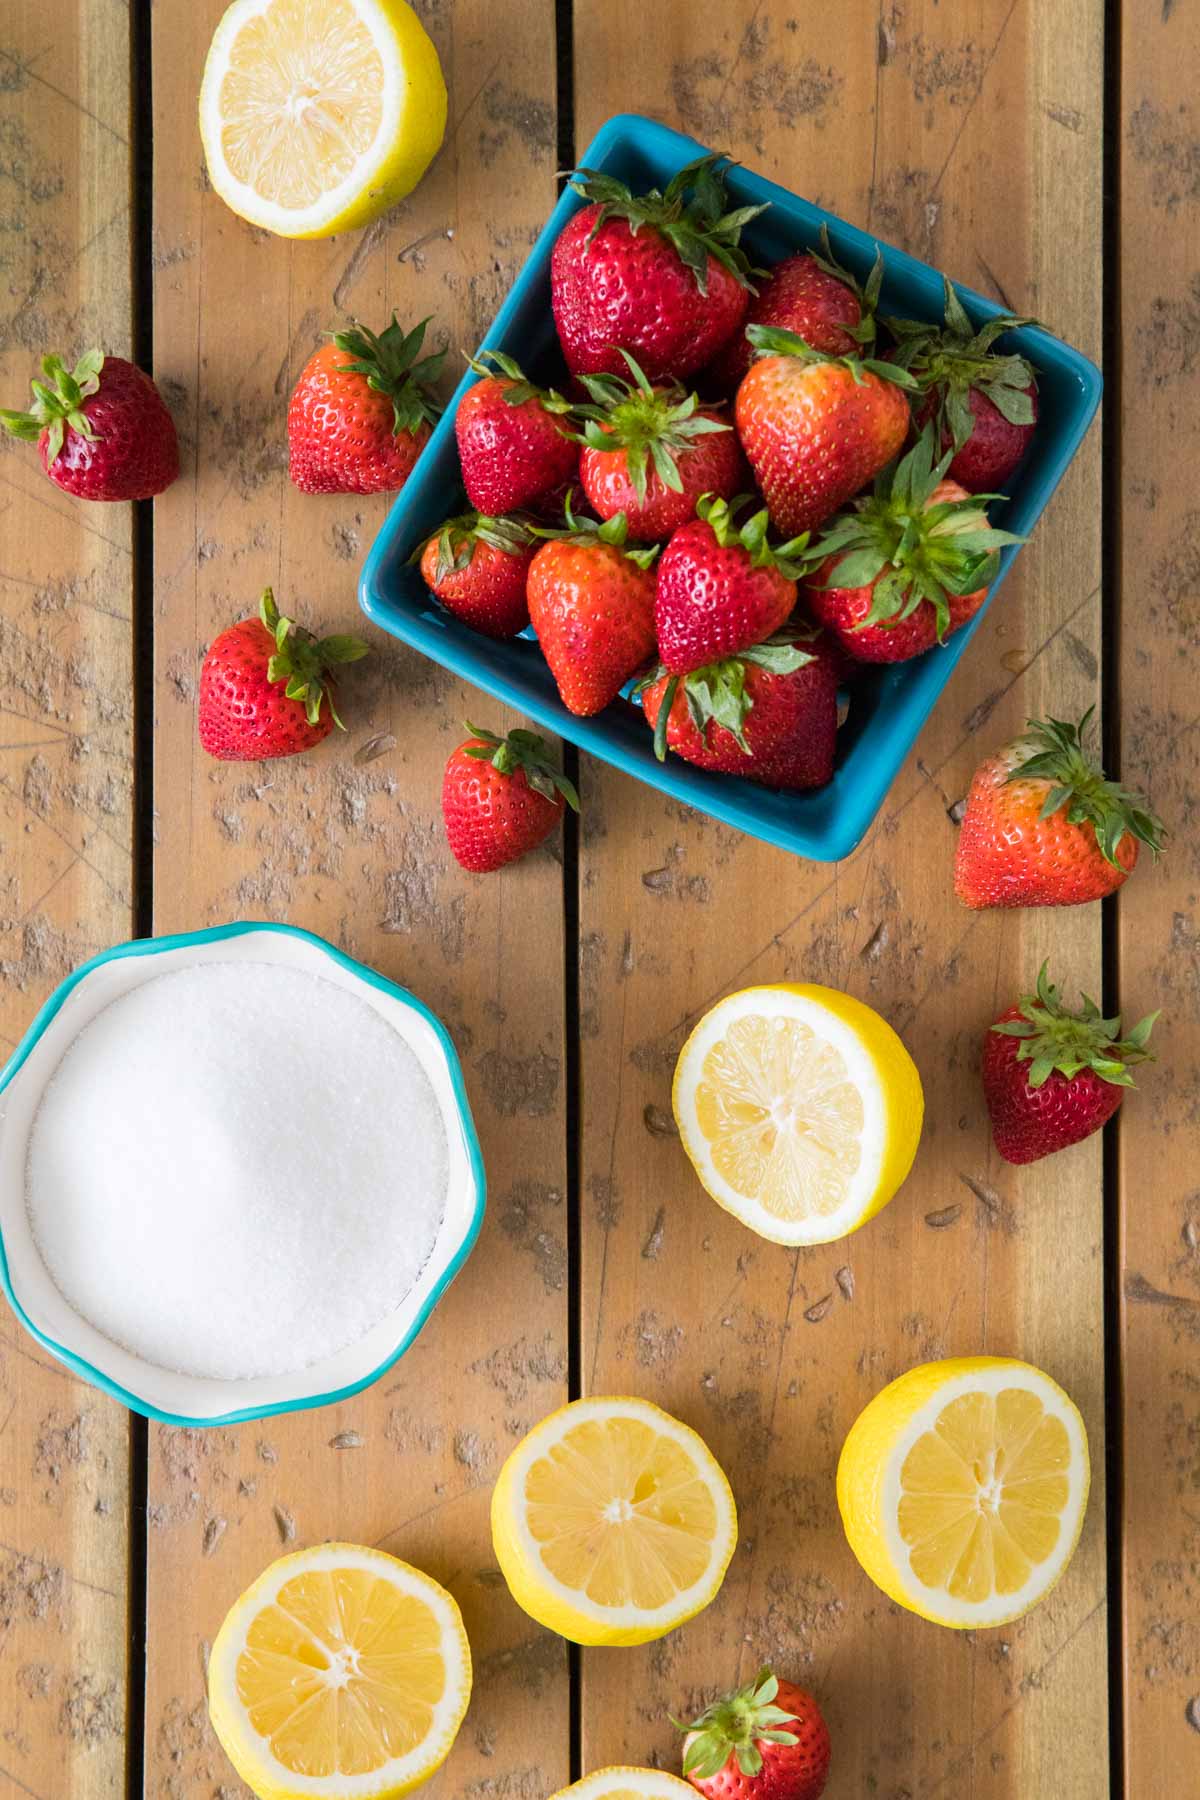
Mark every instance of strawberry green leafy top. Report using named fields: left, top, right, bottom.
left=745, top=322, right=919, bottom=389
left=465, top=349, right=576, bottom=415
left=638, top=626, right=818, bottom=763
left=422, top=511, right=534, bottom=581
left=330, top=315, right=445, bottom=438
left=533, top=494, right=661, bottom=569
left=990, top=963, right=1158, bottom=1089
left=259, top=588, right=369, bottom=730
left=573, top=351, right=732, bottom=502
left=460, top=723, right=579, bottom=810
left=567, top=153, right=766, bottom=293
left=886, top=278, right=1039, bottom=450
left=1005, top=708, right=1165, bottom=867
left=676, top=1666, right=803, bottom=1780
left=0, top=349, right=105, bottom=462
left=807, top=224, right=885, bottom=348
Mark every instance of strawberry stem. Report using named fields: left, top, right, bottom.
left=328, top=315, right=445, bottom=438
left=0, top=349, right=105, bottom=464
left=1004, top=708, right=1164, bottom=867
left=258, top=587, right=369, bottom=730
left=461, top=722, right=579, bottom=810
left=566, top=153, right=766, bottom=294
left=990, top=963, right=1158, bottom=1089
left=573, top=352, right=731, bottom=504
left=678, top=1666, right=800, bottom=1781
left=886, top=278, right=1040, bottom=450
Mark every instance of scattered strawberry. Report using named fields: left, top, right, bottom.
left=288, top=315, right=443, bottom=496
left=551, top=155, right=763, bottom=382
left=655, top=494, right=812, bottom=675
left=419, top=511, right=535, bottom=639
left=198, top=588, right=368, bottom=761
left=455, top=350, right=579, bottom=515
left=442, top=723, right=578, bottom=872
left=1, top=350, right=179, bottom=501
left=708, top=228, right=877, bottom=391
left=527, top=506, right=658, bottom=716
left=639, top=626, right=839, bottom=791
left=887, top=280, right=1039, bottom=491
left=678, top=1665, right=831, bottom=1800
left=954, top=709, right=1163, bottom=908
left=983, top=964, right=1158, bottom=1165
left=803, top=429, right=1022, bottom=663
left=735, top=326, right=914, bottom=535
left=575, top=354, right=742, bottom=538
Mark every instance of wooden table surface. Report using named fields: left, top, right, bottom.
left=0, top=1, right=1195, bottom=1795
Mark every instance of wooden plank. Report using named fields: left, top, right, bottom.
left=1117, top=2, right=1200, bottom=1789
left=573, top=3, right=1108, bottom=1794
left=0, top=6, right=134, bottom=1798
left=147, top=5, right=567, bottom=1796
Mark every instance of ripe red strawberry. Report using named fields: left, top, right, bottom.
left=287, top=315, right=443, bottom=495
left=888, top=279, right=1039, bottom=491
left=442, top=724, right=578, bottom=873
left=527, top=509, right=658, bottom=716
left=655, top=494, right=812, bottom=675
left=551, top=155, right=763, bottom=382
left=983, top=965, right=1158, bottom=1165
left=803, top=430, right=1022, bottom=663
left=707, top=229, right=876, bottom=391
left=455, top=350, right=578, bottom=515
left=419, top=511, right=534, bottom=639
left=954, top=709, right=1164, bottom=908
left=639, top=626, right=839, bottom=791
left=735, top=327, right=914, bottom=535
left=678, top=1666, right=831, bottom=1800
left=1, top=350, right=179, bottom=500
left=576, top=354, right=742, bottom=538
left=198, top=589, right=368, bottom=761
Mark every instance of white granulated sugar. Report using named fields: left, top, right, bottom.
left=25, top=960, right=449, bottom=1381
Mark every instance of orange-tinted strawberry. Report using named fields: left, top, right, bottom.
left=576, top=354, right=743, bottom=539
left=803, top=431, right=1021, bottom=663
left=455, top=350, right=578, bottom=515
left=552, top=155, right=762, bottom=382
left=419, top=511, right=534, bottom=639
left=983, top=965, right=1157, bottom=1164
left=198, top=589, right=368, bottom=761
left=441, top=724, right=578, bottom=872
left=288, top=316, right=443, bottom=495
left=655, top=495, right=812, bottom=675
left=707, top=229, right=875, bottom=391
left=888, top=279, right=1039, bottom=491
left=527, top=509, right=658, bottom=716
left=638, top=625, right=839, bottom=791
left=1, top=350, right=179, bottom=501
left=735, top=327, right=913, bottom=535
left=954, top=710, right=1164, bottom=909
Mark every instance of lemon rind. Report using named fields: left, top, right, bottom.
left=548, top=1770, right=698, bottom=1800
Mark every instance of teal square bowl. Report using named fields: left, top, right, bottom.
left=0, top=923, right=485, bottom=1427
left=359, top=113, right=1102, bottom=861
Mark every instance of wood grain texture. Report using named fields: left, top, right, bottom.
left=0, top=5, right=133, bottom=1797
left=1117, top=1, right=1200, bottom=1788
left=147, top=4, right=567, bottom=1796
left=573, top=3, right=1108, bottom=1794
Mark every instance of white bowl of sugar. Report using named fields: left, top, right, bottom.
left=0, top=922, right=485, bottom=1425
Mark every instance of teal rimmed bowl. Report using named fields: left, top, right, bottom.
left=0, top=922, right=485, bottom=1427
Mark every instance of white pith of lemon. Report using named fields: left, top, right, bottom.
left=672, top=982, right=924, bottom=1246
left=837, top=1357, right=1091, bottom=1629
left=491, top=1396, right=737, bottom=1647
left=549, top=1773, right=698, bottom=1800
left=207, top=1543, right=471, bottom=1799
left=199, top=0, right=447, bottom=239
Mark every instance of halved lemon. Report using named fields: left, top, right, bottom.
left=207, top=1543, right=471, bottom=1799
left=837, top=1357, right=1091, bottom=1629
left=491, top=1396, right=737, bottom=1646
left=550, top=1773, right=697, bottom=1800
left=672, top=983, right=923, bottom=1246
left=199, top=0, right=447, bottom=239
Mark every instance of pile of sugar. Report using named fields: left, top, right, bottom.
left=25, top=960, right=449, bottom=1381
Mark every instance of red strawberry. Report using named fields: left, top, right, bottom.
left=678, top=1666, right=831, bottom=1800
left=888, top=279, right=1039, bottom=491
left=576, top=354, right=743, bottom=538
left=419, top=511, right=534, bottom=639
left=655, top=494, right=812, bottom=675
left=708, top=229, right=876, bottom=391
left=288, top=315, right=443, bottom=496
left=735, top=328, right=913, bottom=535
left=442, top=724, right=578, bottom=872
left=954, top=709, right=1164, bottom=908
left=1, top=350, right=178, bottom=501
left=527, top=509, right=658, bottom=716
left=639, top=626, right=839, bottom=791
left=802, top=430, right=1022, bottom=663
left=983, top=965, right=1158, bottom=1165
left=198, top=588, right=368, bottom=761
left=455, top=350, right=578, bottom=515
left=551, top=155, right=762, bottom=382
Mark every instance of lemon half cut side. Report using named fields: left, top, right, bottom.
left=199, top=0, right=448, bottom=239
left=549, top=1773, right=698, bottom=1800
